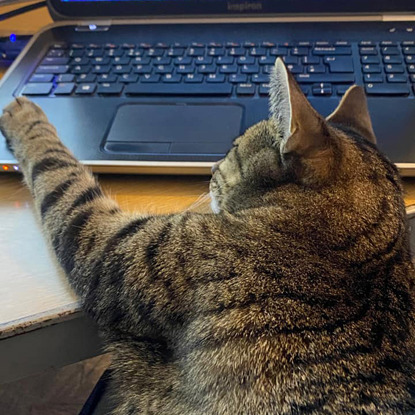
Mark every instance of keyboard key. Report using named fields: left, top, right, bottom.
left=408, top=65, right=415, bottom=73
left=75, top=83, right=96, bottom=95
left=29, top=74, right=53, bottom=83
left=307, top=65, right=326, bottom=74
left=47, top=49, right=65, bottom=57
left=312, top=85, right=332, bottom=96
left=22, top=83, right=53, bottom=95
left=86, top=49, right=104, bottom=58
left=141, top=74, right=161, bottom=83
left=291, top=47, right=309, bottom=56
left=125, top=83, right=232, bottom=96
left=381, top=41, right=398, bottom=46
left=259, top=56, right=276, bottom=65
left=361, top=56, right=380, bottom=64
left=362, top=64, right=382, bottom=73
left=241, top=64, right=260, bottom=74
left=133, top=57, right=151, bottom=65
left=283, top=56, right=299, bottom=65
left=405, top=56, right=415, bottom=64
left=384, top=64, right=405, bottom=74
left=302, top=56, right=320, bottom=65
left=195, top=56, right=213, bottom=65
left=113, top=65, right=131, bottom=74
left=403, top=47, right=415, bottom=55
left=226, top=42, right=240, bottom=48
left=229, top=74, right=248, bottom=83
left=77, top=74, right=97, bottom=83
left=252, top=74, right=270, bottom=83
left=359, top=41, right=375, bottom=46
left=365, top=83, right=410, bottom=96
left=69, top=49, right=84, bottom=58
left=219, top=64, right=238, bottom=74
left=106, top=49, right=124, bottom=57
left=359, top=47, right=378, bottom=56
left=94, top=55, right=113, bottom=64
left=177, top=65, right=195, bottom=74
left=324, top=56, right=354, bottom=73
left=113, top=56, right=131, bottom=65
left=56, top=74, right=75, bottom=82
left=133, top=65, right=152, bottom=74
left=286, top=64, right=303, bottom=74
left=41, top=57, right=70, bottom=65
left=381, top=47, right=400, bottom=55
left=411, top=74, right=415, bottom=83
left=71, top=65, right=91, bottom=74
left=53, top=83, right=75, bottom=95
left=296, top=73, right=355, bottom=83
left=92, top=65, right=111, bottom=74
left=119, top=74, right=138, bottom=83
left=184, top=74, right=203, bottom=83
left=97, top=74, right=118, bottom=83
left=208, top=48, right=225, bottom=56
left=97, top=83, right=123, bottom=95
left=228, top=48, right=244, bottom=56
left=72, top=57, right=90, bottom=65
left=363, top=73, right=383, bottom=83
left=162, top=74, right=182, bottom=83
left=387, top=74, right=407, bottom=83
left=236, top=83, right=256, bottom=96
left=217, top=56, right=234, bottom=65
left=259, top=83, right=270, bottom=95
left=36, top=65, right=69, bottom=74
left=270, top=47, right=288, bottom=56
left=238, top=56, right=255, bottom=65
left=250, top=48, right=266, bottom=56
left=174, top=57, right=192, bottom=65
left=148, top=48, right=165, bottom=57
left=155, top=65, right=174, bottom=74
left=188, top=48, right=205, bottom=57
left=383, top=55, right=403, bottom=64
left=206, top=74, right=225, bottom=83
left=198, top=65, right=216, bottom=74
left=313, top=46, right=352, bottom=55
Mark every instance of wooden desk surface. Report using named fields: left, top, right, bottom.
left=1, top=3, right=415, bottom=337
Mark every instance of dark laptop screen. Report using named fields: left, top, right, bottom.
left=52, top=0, right=415, bottom=18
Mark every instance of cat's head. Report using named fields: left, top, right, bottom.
left=210, top=58, right=399, bottom=214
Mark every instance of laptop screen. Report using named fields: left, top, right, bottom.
left=52, top=0, right=415, bottom=18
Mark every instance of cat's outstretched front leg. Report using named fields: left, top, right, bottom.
left=0, top=98, right=211, bottom=337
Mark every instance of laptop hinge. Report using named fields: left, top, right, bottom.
left=75, top=21, right=112, bottom=31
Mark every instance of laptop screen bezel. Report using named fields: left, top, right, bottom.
left=49, top=0, right=415, bottom=20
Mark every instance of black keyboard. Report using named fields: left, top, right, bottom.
left=20, top=40, right=415, bottom=98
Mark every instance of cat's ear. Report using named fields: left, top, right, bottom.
left=269, top=58, right=329, bottom=157
left=326, top=85, right=376, bottom=144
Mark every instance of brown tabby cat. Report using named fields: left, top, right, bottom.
left=1, top=58, right=415, bottom=414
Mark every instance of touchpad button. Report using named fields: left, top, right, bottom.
left=103, top=103, right=244, bottom=155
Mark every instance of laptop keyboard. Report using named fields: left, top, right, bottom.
left=21, top=40, right=415, bottom=98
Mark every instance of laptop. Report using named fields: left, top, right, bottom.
left=0, top=0, right=414, bottom=175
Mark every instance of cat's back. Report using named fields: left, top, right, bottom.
left=106, top=206, right=415, bottom=414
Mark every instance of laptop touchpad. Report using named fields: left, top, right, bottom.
left=104, top=103, right=244, bottom=155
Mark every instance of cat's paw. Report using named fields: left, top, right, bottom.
left=0, top=97, right=50, bottom=152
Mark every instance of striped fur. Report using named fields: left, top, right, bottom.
left=1, top=94, right=415, bottom=414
